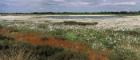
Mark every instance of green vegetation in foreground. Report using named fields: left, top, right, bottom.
left=0, top=20, right=140, bottom=60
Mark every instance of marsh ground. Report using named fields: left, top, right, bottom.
left=0, top=14, right=140, bottom=60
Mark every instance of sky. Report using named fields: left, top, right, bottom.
left=0, top=0, right=140, bottom=13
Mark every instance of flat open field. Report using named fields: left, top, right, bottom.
left=0, top=14, right=140, bottom=60
left=1, top=14, right=140, bottom=30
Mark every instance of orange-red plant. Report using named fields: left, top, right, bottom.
left=0, top=28, right=108, bottom=60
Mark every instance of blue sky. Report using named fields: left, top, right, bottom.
left=0, top=0, right=140, bottom=12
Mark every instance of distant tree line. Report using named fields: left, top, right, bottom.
left=1, top=11, right=140, bottom=15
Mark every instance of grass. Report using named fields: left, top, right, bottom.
left=0, top=20, right=140, bottom=60
left=42, top=28, right=140, bottom=60
left=0, top=48, right=37, bottom=60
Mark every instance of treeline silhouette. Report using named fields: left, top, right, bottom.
left=1, top=11, right=140, bottom=15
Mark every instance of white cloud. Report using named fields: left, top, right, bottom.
left=53, top=0, right=65, bottom=2
left=4, top=0, right=44, bottom=7
left=62, top=1, right=91, bottom=7
left=103, top=0, right=107, bottom=2
left=99, top=2, right=136, bottom=6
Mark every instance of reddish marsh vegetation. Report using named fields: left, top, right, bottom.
left=0, top=27, right=108, bottom=60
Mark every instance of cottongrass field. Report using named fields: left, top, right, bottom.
left=0, top=15, right=140, bottom=60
